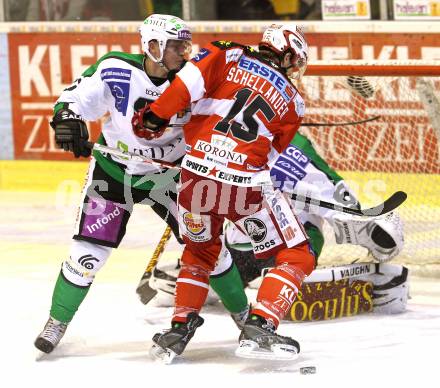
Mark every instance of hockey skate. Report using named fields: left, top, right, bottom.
left=235, top=314, right=300, bottom=361
left=150, top=312, right=204, bottom=364
left=34, top=317, right=68, bottom=354
left=230, top=304, right=250, bottom=330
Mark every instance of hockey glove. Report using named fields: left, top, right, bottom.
left=132, top=104, right=168, bottom=140
left=50, top=109, right=91, bottom=158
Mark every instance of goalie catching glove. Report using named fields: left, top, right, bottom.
left=332, top=211, right=404, bottom=262
left=50, top=109, right=91, bottom=158
left=131, top=104, right=169, bottom=140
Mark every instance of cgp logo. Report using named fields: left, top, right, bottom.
left=283, top=145, right=309, bottom=168
left=244, top=218, right=267, bottom=243
left=78, top=254, right=99, bottom=270
left=183, top=212, right=206, bottom=235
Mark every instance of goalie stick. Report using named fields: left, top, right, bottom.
left=87, top=142, right=407, bottom=218
left=291, top=191, right=407, bottom=217
left=136, top=225, right=173, bottom=304
left=167, top=115, right=381, bottom=128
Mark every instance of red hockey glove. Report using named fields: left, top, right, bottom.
left=132, top=104, right=169, bottom=140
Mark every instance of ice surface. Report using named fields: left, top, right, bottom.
left=1, top=191, right=439, bottom=388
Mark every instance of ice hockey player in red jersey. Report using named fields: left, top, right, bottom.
left=132, top=23, right=313, bottom=362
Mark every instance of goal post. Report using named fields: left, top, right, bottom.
left=306, top=60, right=440, bottom=76
left=298, top=60, right=440, bottom=272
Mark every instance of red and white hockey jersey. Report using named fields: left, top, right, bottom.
left=151, top=41, right=305, bottom=186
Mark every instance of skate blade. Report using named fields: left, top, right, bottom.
left=149, top=343, right=177, bottom=364
left=35, top=350, right=49, bottom=361
left=235, top=340, right=299, bottom=361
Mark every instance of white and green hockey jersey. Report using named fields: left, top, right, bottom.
left=54, top=51, right=189, bottom=188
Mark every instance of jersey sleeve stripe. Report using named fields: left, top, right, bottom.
left=177, top=61, right=206, bottom=102
left=191, top=97, right=234, bottom=116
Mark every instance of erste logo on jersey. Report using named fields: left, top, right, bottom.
left=191, top=48, right=211, bottom=63
left=237, top=57, right=295, bottom=102
left=101, top=67, right=132, bottom=116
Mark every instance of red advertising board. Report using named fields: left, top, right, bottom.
left=7, top=31, right=440, bottom=172
left=8, top=33, right=140, bottom=161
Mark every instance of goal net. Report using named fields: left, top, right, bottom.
left=298, top=60, right=440, bottom=275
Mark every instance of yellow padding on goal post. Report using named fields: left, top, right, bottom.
left=0, top=161, right=88, bottom=192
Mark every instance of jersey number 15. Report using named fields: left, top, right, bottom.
left=214, top=88, right=275, bottom=142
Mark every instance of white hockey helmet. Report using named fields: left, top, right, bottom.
left=259, top=23, right=308, bottom=80
left=139, top=14, right=192, bottom=63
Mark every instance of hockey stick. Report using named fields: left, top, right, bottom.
left=85, top=142, right=180, bottom=170
left=291, top=191, right=407, bottom=217
left=300, top=115, right=381, bottom=127
left=136, top=225, right=173, bottom=304
left=167, top=116, right=381, bottom=128
left=87, top=142, right=407, bottom=217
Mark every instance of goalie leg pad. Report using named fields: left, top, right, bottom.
left=285, top=263, right=409, bottom=321
left=371, top=265, right=409, bottom=314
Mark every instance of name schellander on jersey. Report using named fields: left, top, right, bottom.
left=151, top=41, right=306, bottom=187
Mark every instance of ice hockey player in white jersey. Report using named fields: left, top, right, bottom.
left=34, top=14, right=193, bottom=354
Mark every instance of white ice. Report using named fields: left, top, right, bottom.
left=1, top=191, right=440, bottom=388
